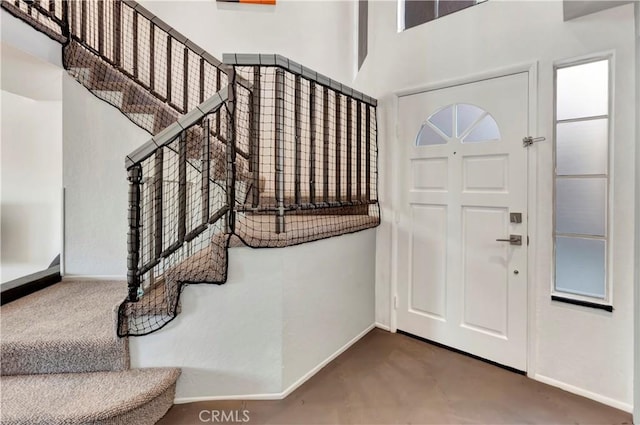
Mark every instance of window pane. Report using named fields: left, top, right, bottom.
left=416, top=123, right=447, bottom=146
left=456, top=104, right=484, bottom=137
left=557, top=60, right=608, bottom=120
left=438, top=0, right=476, bottom=17
left=429, top=105, right=453, bottom=137
left=555, top=236, right=606, bottom=298
left=404, top=0, right=436, bottom=30
left=463, top=114, right=501, bottom=143
left=555, top=178, right=606, bottom=236
left=556, top=119, right=608, bottom=175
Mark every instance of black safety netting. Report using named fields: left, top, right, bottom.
left=6, top=0, right=380, bottom=337
left=118, top=66, right=379, bottom=337
left=63, top=0, right=228, bottom=136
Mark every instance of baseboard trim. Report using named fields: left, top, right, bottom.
left=62, top=275, right=126, bottom=281
left=279, top=323, right=375, bottom=399
left=174, top=323, right=376, bottom=405
left=375, top=322, right=391, bottom=331
left=1, top=266, right=61, bottom=305
left=534, top=374, right=633, bottom=413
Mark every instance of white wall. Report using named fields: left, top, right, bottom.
left=62, top=75, right=149, bottom=276
left=357, top=0, right=635, bottom=411
left=130, top=229, right=376, bottom=401
left=1, top=92, right=62, bottom=282
left=282, top=229, right=375, bottom=389
left=0, top=9, right=62, bottom=68
left=137, top=0, right=356, bottom=84
left=0, top=42, right=63, bottom=283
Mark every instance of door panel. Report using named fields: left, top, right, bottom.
left=410, top=204, right=447, bottom=319
left=397, top=72, right=529, bottom=370
left=462, top=206, right=509, bottom=337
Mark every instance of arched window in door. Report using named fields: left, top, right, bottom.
left=416, top=103, right=501, bottom=146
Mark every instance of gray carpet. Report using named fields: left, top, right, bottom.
left=1, top=279, right=129, bottom=376
left=1, top=279, right=180, bottom=424
left=0, top=368, right=180, bottom=425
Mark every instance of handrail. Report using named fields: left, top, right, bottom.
left=125, top=86, right=229, bottom=168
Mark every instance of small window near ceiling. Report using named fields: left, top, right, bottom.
left=553, top=57, right=611, bottom=308
left=416, top=103, right=500, bottom=146
left=399, top=0, right=487, bottom=31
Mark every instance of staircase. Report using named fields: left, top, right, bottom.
left=64, top=41, right=180, bottom=135
left=1, top=0, right=380, bottom=422
left=0, top=279, right=179, bottom=424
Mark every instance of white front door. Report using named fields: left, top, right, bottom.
left=396, top=72, right=529, bottom=371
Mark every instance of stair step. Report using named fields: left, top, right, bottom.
left=0, top=368, right=179, bottom=425
left=67, top=67, right=92, bottom=86
left=89, top=80, right=129, bottom=93
left=126, top=112, right=156, bottom=131
left=94, top=90, right=125, bottom=108
left=1, top=280, right=128, bottom=376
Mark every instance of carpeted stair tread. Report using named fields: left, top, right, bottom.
left=0, top=368, right=180, bottom=425
left=1, top=280, right=129, bottom=375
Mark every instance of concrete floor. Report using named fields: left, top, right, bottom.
left=158, top=329, right=632, bottom=424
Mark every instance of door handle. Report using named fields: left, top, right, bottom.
left=496, top=235, right=522, bottom=246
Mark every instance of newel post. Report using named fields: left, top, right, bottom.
left=127, top=164, right=143, bottom=302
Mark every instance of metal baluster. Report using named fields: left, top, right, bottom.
left=250, top=66, right=261, bottom=208
left=183, top=47, right=189, bottom=112
left=346, top=98, right=352, bottom=202
left=356, top=101, right=362, bottom=202
left=178, top=132, right=187, bottom=243
left=322, top=86, right=330, bottom=203
left=335, top=93, right=342, bottom=202
left=149, top=23, right=155, bottom=91
left=154, top=149, right=163, bottom=258
left=309, top=83, right=316, bottom=204
left=294, top=75, right=302, bottom=205
left=274, top=68, right=286, bottom=233
left=365, top=105, right=371, bottom=202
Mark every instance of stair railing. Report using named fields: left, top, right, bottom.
left=5, top=0, right=380, bottom=333
left=66, top=0, right=231, bottom=118
left=226, top=54, right=379, bottom=237
left=125, top=85, right=235, bottom=303
left=1, top=0, right=67, bottom=42
left=3, top=0, right=243, bottom=135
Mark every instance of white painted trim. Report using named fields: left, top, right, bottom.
left=390, top=94, right=400, bottom=334
left=534, top=374, right=633, bottom=413
left=394, top=61, right=539, bottom=98
left=391, top=62, right=540, bottom=372
left=175, top=393, right=283, bottom=404
left=174, top=323, right=375, bottom=404
left=375, top=322, right=391, bottom=332
left=526, top=61, right=540, bottom=379
left=62, top=275, right=126, bottom=281
left=550, top=52, right=615, bottom=307
left=279, top=323, right=375, bottom=398
left=60, top=187, right=65, bottom=276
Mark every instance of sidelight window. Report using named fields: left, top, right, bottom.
left=553, top=58, right=611, bottom=307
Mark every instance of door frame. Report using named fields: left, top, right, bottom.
left=389, top=62, right=540, bottom=377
